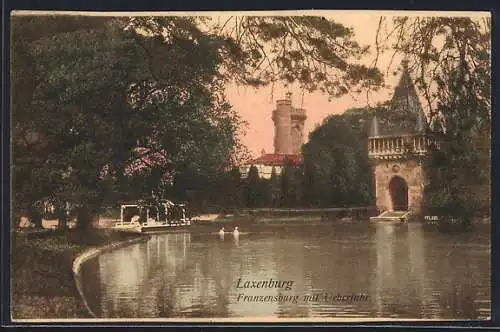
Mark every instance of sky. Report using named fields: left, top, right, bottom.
left=224, top=13, right=405, bottom=158
left=14, top=10, right=490, bottom=159
left=221, top=11, right=489, bottom=158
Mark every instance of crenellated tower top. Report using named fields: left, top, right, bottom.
left=272, top=92, right=307, bottom=155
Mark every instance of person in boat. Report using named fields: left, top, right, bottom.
left=233, top=226, right=239, bottom=236
left=219, top=227, right=225, bottom=235
left=131, top=215, right=140, bottom=224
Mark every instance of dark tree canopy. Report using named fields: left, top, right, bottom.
left=374, top=16, right=490, bottom=128
left=12, top=16, right=143, bottom=227
left=12, top=13, right=391, bottom=228
left=11, top=15, right=245, bottom=227
left=11, top=14, right=490, bottom=228
left=301, top=107, right=376, bottom=207
left=374, top=16, right=491, bottom=225
left=125, top=16, right=384, bottom=98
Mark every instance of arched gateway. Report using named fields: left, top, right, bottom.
left=367, top=59, right=436, bottom=221
left=389, top=176, right=408, bottom=211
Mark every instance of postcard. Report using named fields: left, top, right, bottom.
left=10, top=10, right=491, bottom=324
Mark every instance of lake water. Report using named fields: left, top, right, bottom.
left=79, top=222, right=491, bottom=320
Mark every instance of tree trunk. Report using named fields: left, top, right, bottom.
left=55, top=203, right=68, bottom=230
left=28, top=208, right=43, bottom=229
left=57, top=211, right=68, bottom=230
left=76, top=204, right=101, bottom=230
left=76, top=207, right=92, bottom=230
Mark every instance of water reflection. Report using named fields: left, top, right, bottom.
left=372, top=223, right=430, bottom=318
left=79, top=223, right=490, bottom=319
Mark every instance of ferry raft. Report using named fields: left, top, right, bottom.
left=113, top=200, right=191, bottom=233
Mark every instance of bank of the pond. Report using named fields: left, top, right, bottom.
left=204, top=210, right=491, bottom=225
left=199, top=208, right=375, bottom=225
left=12, top=229, right=149, bottom=319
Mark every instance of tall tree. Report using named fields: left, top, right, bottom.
left=374, top=16, right=490, bottom=119
left=280, top=160, right=300, bottom=208
left=11, top=15, right=245, bottom=228
left=12, top=16, right=140, bottom=228
left=422, top=63, right=491, bottom=225
left=244, top=165, right=261, bottom=208
left=258, top=178, right=272, bottom=208
left=301, top=108, right=376, bottom=207
left=225, top=167, right=244, bottom=210
left=269, top=167, right=281, bottom=208
left=126, top=16, right=384, bottom=97
left=375, top=16, right=491, bottom=224
left=12, top=14, right=391, bottom=228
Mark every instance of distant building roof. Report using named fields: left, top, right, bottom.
left=243, top=153, right=302, bottom=166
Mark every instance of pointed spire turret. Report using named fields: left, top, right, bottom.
left=391, top=58, right=423, bottom=115
left=369, top=115, right=380, bottom=137
left=430, top=113, right=445, bottom=134
left=401, top=57, right=409, bottom=70
left=415, top=110, right=426, bottom=132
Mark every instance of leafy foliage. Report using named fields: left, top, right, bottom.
left=12, top=15, right=490, bottom=228
left=11, top=16, right=245, bottom=228
left=375, top=17, right=490, bottom=117
left=279, top=160, right=302, bottom=207
left=12, top=17, right=141, bottom=227
left=126, top=16, right=384, bottom=97
left=422, top=64, right=491, bottom=225
left=12, top=14, right=390, bottom=228
left=244, top=165, right=261, bottom=208
left=269, top=167, right=281, bottom=208
left=375, top=16, right=491, bottom=224
left=301, top=108, right=375, bottom=207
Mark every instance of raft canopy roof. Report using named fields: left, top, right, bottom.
left=118, top=200, right=184, bottom=207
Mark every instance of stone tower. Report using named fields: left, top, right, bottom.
left=368, top=59, right=435, bottom=216
left=272, top=92, right=307, bottom=155
left=291, top=107, right=307, bottom=155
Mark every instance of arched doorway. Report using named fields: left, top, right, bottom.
left=389, top=176, right=408, bottom=211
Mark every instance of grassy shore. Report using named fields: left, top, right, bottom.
left=11, top=228, right=146, bottom=320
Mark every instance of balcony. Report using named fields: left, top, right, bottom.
left=368, top=133, right=437, bottom=160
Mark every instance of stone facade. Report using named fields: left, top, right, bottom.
left=273, top=99, right=293, bottom=154
left=240, top=93, right=306, bottom=179
left=272, top=92, right=307, bottom=155
left=239, top=153, right=301, bottom=179
left=239, top=164, right=282, bottom=180
left=368, top=59, right=434, bottom=215
left=290, top=107, right=307, bottom=155
left=372, top=158, right=425, bottom=213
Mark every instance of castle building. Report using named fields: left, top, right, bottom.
left=240, top=92, right=306, bottom=179
left=368, top=59, right=436, bottom=218
left=273, top=92, right=307, bottom=155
